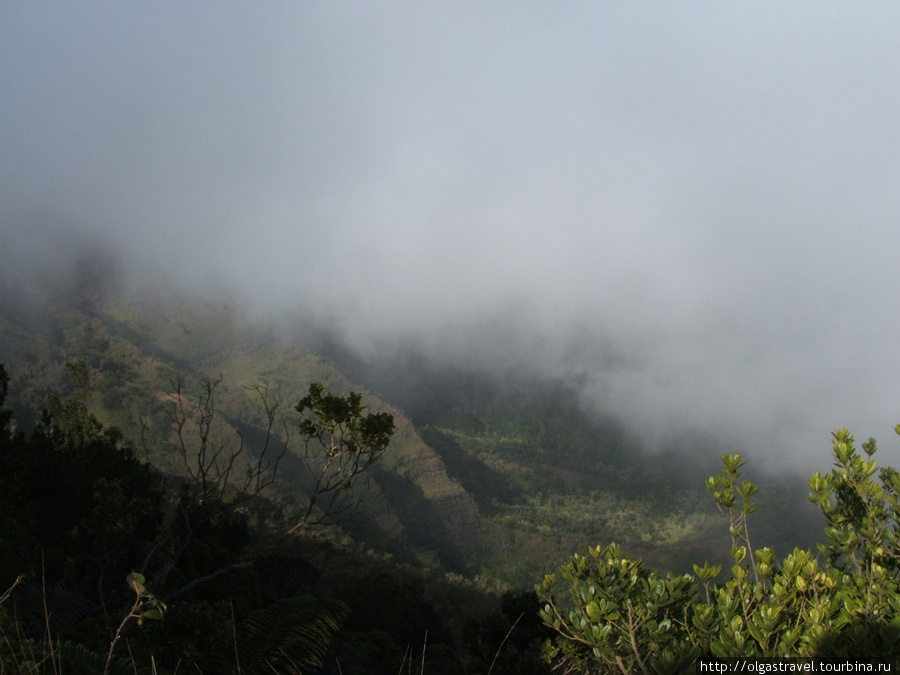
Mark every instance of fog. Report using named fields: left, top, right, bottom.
left=3, top=3, right=900, bottom=470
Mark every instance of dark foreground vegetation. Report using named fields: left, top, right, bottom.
left=2, top=354, right=900, bottom=672
left=0, top=362, right=551, bottom=673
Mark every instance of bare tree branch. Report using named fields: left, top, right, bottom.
left=142, top=376, right=393, bottom=599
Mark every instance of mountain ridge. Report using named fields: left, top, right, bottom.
left=0, top=270, right=821, bottom=587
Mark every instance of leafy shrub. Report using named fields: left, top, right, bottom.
left=536, top=429, right=900, bottom=673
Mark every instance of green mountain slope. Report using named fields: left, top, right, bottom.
left=0, top=273, right=821, bottom=587
left=0, top=286, right=483, bottom=573
left=296, top=325, right=825, bottom=581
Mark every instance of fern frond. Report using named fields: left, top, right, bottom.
left=236, top=595, right=347, bottom=674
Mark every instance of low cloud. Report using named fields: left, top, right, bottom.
left=3, top=3, right=900, bottom=471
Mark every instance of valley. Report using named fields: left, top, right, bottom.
left=0, top=274, right=821, bottom=587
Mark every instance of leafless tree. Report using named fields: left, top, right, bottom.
left=139, top=375, right=393, bottom=599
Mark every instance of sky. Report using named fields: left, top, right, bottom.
left=3, top=3, right=900, bottom=470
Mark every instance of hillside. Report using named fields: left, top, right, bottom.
left=0, top=266, right=821, bottom=587
left=0, top=287, right=482, bottom=575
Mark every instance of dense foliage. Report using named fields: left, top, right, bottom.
left=0, top=362, right=553, bottom=673
left=536, top=432, right=900, bottom=672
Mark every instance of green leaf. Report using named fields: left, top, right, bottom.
left=126, top=572, right=145, bottom=595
